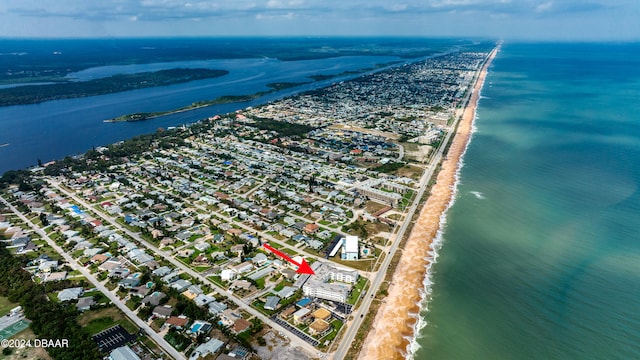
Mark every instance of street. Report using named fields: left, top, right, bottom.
left=0, top=195, right=186, bottom=360
left=48, top=180, right=319, bottom=356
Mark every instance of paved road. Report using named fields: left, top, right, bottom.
left=0, top=196, right=186, bottom=360
left=330, top=134, right=447, bottom=360
left=136, top=164, right=363, bottom=274
left=48, top=180, right=319, bottom=356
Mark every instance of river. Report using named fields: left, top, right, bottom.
left=0, top=55, right=399, bottom=173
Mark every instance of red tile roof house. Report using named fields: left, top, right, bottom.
left=165, top=316, right=189, bottom=329
left=304, top=223, right=320, bottom=234
left=233, top=318, right=252, bottom=334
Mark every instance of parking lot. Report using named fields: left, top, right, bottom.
left=92, top=324, right=136, bottom=352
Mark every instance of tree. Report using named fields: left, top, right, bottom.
left=138, top=305, right=153, bottom=320
left=242, top=243, right=254, bottom=257
left=39, top=213, right=49, bottom=226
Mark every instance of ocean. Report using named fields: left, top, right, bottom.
left=413, top=42, right=640, bottom=359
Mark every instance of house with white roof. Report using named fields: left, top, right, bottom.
left=58, top=287, right=84, bottom=301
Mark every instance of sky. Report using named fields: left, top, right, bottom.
left=0, top=0, right=638, bottom=40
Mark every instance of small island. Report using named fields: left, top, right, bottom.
left=102, top=64, right=405, bottom=124
left=104, top=81, right=309, bottom=123
left=0, top=68, right=229, bottom=107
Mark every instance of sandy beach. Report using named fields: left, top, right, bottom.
left=358, top=45, right=500, bottom=360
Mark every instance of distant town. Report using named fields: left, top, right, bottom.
left=0, top=48, right=492, bottom=360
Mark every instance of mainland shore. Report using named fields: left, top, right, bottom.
left=358, top=45, right=500, bottom=360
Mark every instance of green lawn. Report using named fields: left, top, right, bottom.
left=319, top=319, right=344, bottom=345
left=176, top=257, right=190, bottom=266
left=251, top=300, right=274, bottom=316
left=164, top=330, right=191, bottom=351
left=125, top=298, right=141, bottom=311
left=347, top=278, right=369, bottom=305
left=79, top=308, right=139, bottom=335
left=209, top=275, right=227, bottom=288
left=266, top=241, right=283, bottom=249
left=84, top=291, right=110, bottom=305
left=282, top=248, right=297, bottom=256
left=273, top=280, right=294, bottom=292
left=71, top=249, right=84, bottom=258
left=0, top=296, right=18, bottom=316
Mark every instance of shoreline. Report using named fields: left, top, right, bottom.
left=358, top=45, right=500, bottom=360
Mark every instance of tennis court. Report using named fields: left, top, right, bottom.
left=0, top=319, right=30, bottom=340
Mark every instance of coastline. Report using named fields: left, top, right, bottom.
left=358, top=45, right=499, bottom=360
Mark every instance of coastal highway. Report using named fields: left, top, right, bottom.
left=330, top=121, right=454, bottom=360
left=330, top=52, right=488, bottom=360
left=0, top=196, right=186, bottom=360
left=47, top=180, right=319, bottom=356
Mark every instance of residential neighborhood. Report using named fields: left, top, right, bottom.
left=0, top=48, right=489, bottom=360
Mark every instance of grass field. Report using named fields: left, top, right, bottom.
left=332, top=257, right=378, bottom=272
left=78, top=307, right=138, bottom=335
left=0, top=296, right=18, bottom=316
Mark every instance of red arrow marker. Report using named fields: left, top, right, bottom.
left=263, top=243, right=315, bottom=275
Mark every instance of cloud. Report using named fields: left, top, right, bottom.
left=536, top=1, right=553, bottom=12
left=266, top=0, right=306, bottom=9
left=0, top=0, right=634, bottom=39
left=388, top=4, right=409, bottom=12
left=5, top=0, right=618, bottom=22
left=5, top=0, right=314, bottom=22
left=256, top=11, right=296, bottom=20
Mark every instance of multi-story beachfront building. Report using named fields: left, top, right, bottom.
left=301, top=261, right=359, bottom=303
left=303, top=280, right=351, bottom=303
left=356, top=186, right=402, bottom=207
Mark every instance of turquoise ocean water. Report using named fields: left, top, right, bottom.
left=413, top=42, right=640, bottom=360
